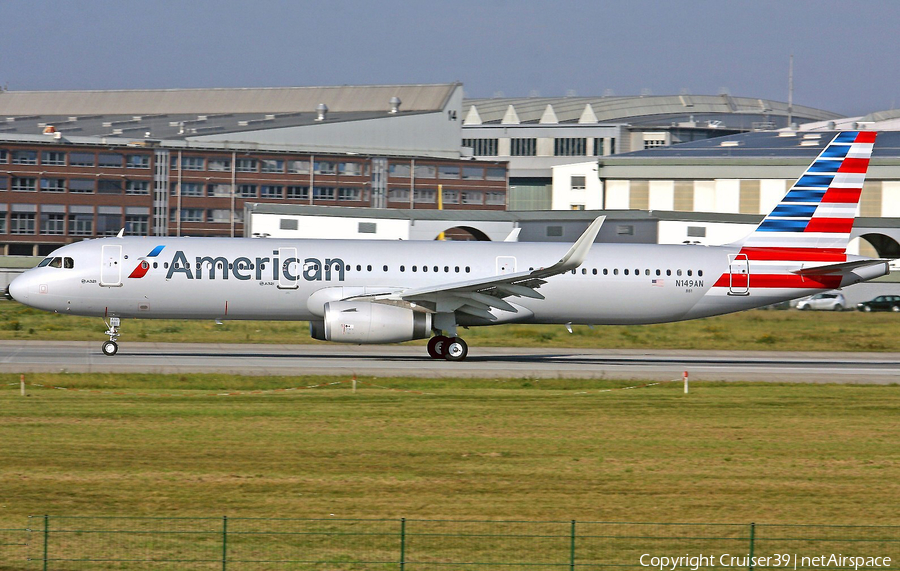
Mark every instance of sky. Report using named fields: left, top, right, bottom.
left=1, top=0, right=897, bottom=117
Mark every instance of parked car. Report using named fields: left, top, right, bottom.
left=857, top=295, right=900, bottom=312
left=796, top=292, right=846, bottom=311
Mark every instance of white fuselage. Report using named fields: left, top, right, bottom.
left=9, top=236, right=876, bottom=327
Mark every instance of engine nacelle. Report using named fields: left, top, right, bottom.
left=309, top=301, right=432, bottom=344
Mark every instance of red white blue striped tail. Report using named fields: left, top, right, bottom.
left=742, top=131, right=876, bottom=255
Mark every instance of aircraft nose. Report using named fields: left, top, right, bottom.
left=6, top=273, right=28, bottom=304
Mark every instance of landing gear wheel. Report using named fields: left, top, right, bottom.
left=101, top=340, right=118, bottom=356
left=444, top=337, right=468, bottom=361
left=427, top=335, right=450, bottom=359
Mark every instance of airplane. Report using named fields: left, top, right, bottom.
left=5, top=131, right=889, bottom=361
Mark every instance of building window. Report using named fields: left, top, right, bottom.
left=337, top=187, right=361, bottom=201
left=260, top=159, right=284, bottom=173
left=237, top=184, right=257, bottom=198
left=547, top=225, right=563, bottom=237
left=126, top=155, right=151, bottom=169
left=208, top=209, right=231, bottom=223
left=485, top=167, right=506, bottom=181
left=11, top=177, right=37, bottom=192
left=462, top=138, right=498, bottom=156
left=40, top=178, right=66, bottom=193
left=98, top=180, right=124, bottom=194
left=97, top=213, right=122, bottom=236
left=0, top=177, right=6, bottom=191
left=389, top=163, right=411, bottom=178
left=41, top=151, right=66, bottom=166
left=358, top=222, right=377, bottom=234
left=69, top=179, right=95, bottom=193
left=339, top=162, right=365, bottom=176
left=69, top=152, right=96, bottom=167
left=461, top=191, right=483, bottom=205
left=510, top=138, right=536, bottom=156
left=40, top=212, right=66, bottom=235
left=125, top=180, right=150, bottom=195
left=388, top=188, right=409, bottom=202
left=554, top=138, right=587, bottom=156
left=414, top=165, right=437, bottom=179
left=68, top=214, right=93, bottom=236
left=314, top=161, right=336, bottom=174
left=175, top=208, right=205, bottom=222
left=687, top=226, right=707, bottom=238
left=286, top=186, right=309, bottom=200
left=643, top=139, right=666, bottom=149
left=125, top=215, right=149, bottom=236
left=11, top=150, right=37, bottom=165
left=485, top=192, right=506, bottom=205
left=10, top=213, right=36, bottom=234
left=172, top=156, right=204, bottom=170
left=207, top=158, right=230, bottom=171
left=414, top=189, right=436, bottom=203
left=593, top=138, right=604, bottom=156
left=0, top=150, right=7, bottom=163
left=99, top=153, right=124, bottom=168
left=441, top=189, right=459, bottom=204
left=0, top=213, right=6, bottom=233
left=313, top=187, right=336, bottom=201
left=287, top=160, right=309, bottom=174
left=280, top=218, right=298, bottom=230
left=260, top=185, right=284, bottom=199
left=171, top=182, right=202, bottom=196
left=571, top=176, right=586, bottom=190
left=438, top=166, right=460, bottom=179
left=235, top=158, right=257, bottom=173
left=462, top=166, right=484, bottom=180
left=616, top=225, right=635, bottom=235
left=208, top=183, right=231, bottom=197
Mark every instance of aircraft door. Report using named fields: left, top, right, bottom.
left=496, top=256, right=516, bottom=275
left=100, top=245, right=123, bottom=287
left=727, top=253, right=749, bottom=296
left=278, top=247, right=299, bottom=289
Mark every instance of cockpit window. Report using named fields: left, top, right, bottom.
left=38, top=256, right=74, bottom=269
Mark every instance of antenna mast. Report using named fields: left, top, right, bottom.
left=787, top=54, right=794, bottom=128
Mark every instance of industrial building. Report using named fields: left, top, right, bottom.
left=461, top=94, right=843, bottom=209
left=0, top=84, right=507, bottom=255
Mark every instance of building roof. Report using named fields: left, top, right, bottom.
left=608, top=130, right=900, bottom=160
left=463, top=94, right=843, bottom=128
left=0, top=84, right=461, bottom=116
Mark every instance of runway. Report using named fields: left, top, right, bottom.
left=1, top=340, right=898, bottom=383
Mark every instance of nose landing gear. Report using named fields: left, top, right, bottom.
left=102, top=317, right=120, bottom=356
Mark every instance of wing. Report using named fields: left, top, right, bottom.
left=345, top=216, right=605, bottom=320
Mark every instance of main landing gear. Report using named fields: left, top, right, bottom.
left=427, top=335, right=469, bottom=361
left=102, top=317, right=120, bottom=356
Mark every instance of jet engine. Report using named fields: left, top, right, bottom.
left=309, top=301, right=432, bottom=344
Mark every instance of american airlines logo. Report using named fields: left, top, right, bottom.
left=127, top=245, right=165, bottom=279
left=163, top=250, right=346, bottom=282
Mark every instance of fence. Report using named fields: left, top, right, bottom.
left=4, top=517, right=898, bottom=570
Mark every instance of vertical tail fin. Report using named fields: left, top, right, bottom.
left=741, top=131, right=876, bottom=255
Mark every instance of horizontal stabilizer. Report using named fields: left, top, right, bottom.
left=792, top=258, right=892, bottom=276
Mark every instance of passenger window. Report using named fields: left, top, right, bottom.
left=412, top=266, right=418, bottom=272
left=677, top=269, right=682, bottom=276
left=645, top=269, right=650, bottom=276
left=666, top=270, right=672, bottom=276
left=367, top=265, right=372, bottom=272
left=444, top=266, right=449, bottom=273
left=582, top=268, right=587, bottom=275
left=592, top=269, right=597, bottom=275
left=624, top=269, right=629, bottom=275
left=383, top=265, right=388, bottom=272
left=687, top=270, right=692, bottom=276
left=456, top=266, right=461, bottom=273
left=400, top=265, right=405, bottom=272
left=465, top=266, right=470, bottom=273
left=356, top=265, right=362, bottom=272
left=698, top=270, right=703, bottom=277
left=603, top=269, right=608, bottom=275
left=613, top=269, right=618, bottom=275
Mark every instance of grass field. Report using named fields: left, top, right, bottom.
left=3, top=299, right=900, bottom=351
left=2, top=374, right=899, bottom=530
